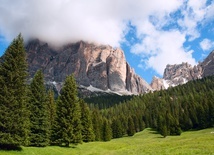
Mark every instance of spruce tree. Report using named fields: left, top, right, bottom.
left=29, top=70, right=50, bottom=146
left=0, top=34, right=29, bottom=149
left=80, top=99, right=95, bottom=142
left=111, top=118, right=123, bottom=138
left=47, top=90, right=56, bottom=143
left=102, top=119, right=112, bottom=141
left=53, top=75, right=82, bottom=146
left=91, top=109, right=102, bottom=141
left=127, top=117, right=135, bottom=136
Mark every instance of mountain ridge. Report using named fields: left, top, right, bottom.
left=151, top=50, right=214, bottom=90
left=26, top=39, right=152, bottom=95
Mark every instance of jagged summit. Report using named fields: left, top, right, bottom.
left=26, top=39, right=152, bottom=95
left=150, top=50, right=214, bottom=90
left=200, top=50, right=214, bottom=77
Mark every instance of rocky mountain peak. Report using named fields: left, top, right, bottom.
left=200, top=50, right=214, bottom=77
left=26, top=40, right=152, bottom=95
left=150, top=76, right=164, bottom=90
left=150, top=50, right=214, bottom=90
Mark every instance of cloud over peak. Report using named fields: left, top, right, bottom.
left=0, top=0, right=213, bottom=76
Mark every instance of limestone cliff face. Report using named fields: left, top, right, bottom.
left=150, top=76, right=164, bottom=90
left=163, top=62, right=202, bottom=86
left=200, top=50, right=214, bottom=77
left=151, top=62, right=203, bottom=90
left=150, top=54, right=214, bottom=90
left=26, top=40, right=151, bottom=94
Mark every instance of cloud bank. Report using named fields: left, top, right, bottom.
left=0, top=0, right=213, bottom=75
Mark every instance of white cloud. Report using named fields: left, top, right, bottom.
left=0, top=0, right=182, bottom=47
left=0, top=0, right=212, bottom=76
left=131, top=28, right=196, bottom=75
left=130, top=0, right=211, bottom=75
left=205, top=1, right=214, bottom=21
left=0, top=0, right=128, bottom=47
left=177, top=0, right=207, bottom=40
left=200, top=38, right=214, bottom=51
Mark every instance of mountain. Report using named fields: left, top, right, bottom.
left=26, top=40, right=152, bottom=95
left=151, top=50, right=214, bottom=90
left=200, top=50, right=214, bottom=77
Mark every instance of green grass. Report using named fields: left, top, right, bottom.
left=1, top=128, right=214, bottom=155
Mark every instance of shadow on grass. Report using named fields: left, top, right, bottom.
left=0, top=144, right=22, bottom=151
left=148, top=128, right=165, bottom=138
left=148, top=128, right=159, bottom=134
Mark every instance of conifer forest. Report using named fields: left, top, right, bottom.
left=0, top=35, right=214, bottom=150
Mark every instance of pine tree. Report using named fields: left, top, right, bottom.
left=161, top=125, right=168, bottom=138
left=47, top=90, right=56, bottom=143
left=53, top=75, right=82, bottom=146
left=111, top=118, right=123, bottom=138
left=80, top=99, right=95, bottom=142
left=91, top=109, right=102, bottom=141
left=132, top=115, right=140, bottom=132
left=127, top=117, right=135, bottom=136
left=29, top=70, right=50, bottom=146
left=102, top=119, right=112, bottom=141
left=0, top=34, right=29, bottom=149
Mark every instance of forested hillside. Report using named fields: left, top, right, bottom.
left=0, top=35, right=213, bottom=150
left=89, top=76, right=214, bottom=138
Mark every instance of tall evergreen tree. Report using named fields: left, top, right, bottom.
left=80, top=99, right=95, bottom=142
left=29, top=70, right=50, bottom=146
left=111, top=118, right=123, bottom=138
left=127, top=117, right=135, bottom=136
left=102, top=119, right=112, bottom=141
left=53, top=75, right=82, bottom=146
left=47, top=90, right=56, bottom=143
left=91, top=109, right=102, bottom=141
left=0, top=34, right=29, bottom=149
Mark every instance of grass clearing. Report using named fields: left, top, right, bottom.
left=0, top=128, right=214, bottom=155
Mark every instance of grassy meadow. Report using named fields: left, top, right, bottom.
left=0, top=128, right=214, bottom=155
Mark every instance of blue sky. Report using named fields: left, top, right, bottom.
left=0, top=0, right=214, bottom=83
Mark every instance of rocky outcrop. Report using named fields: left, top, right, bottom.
left=200, top=50, right=214, bottom=77
left=150, top=50, right=214, bottom=90
left=162, top=62, right=202, bottom=87
left=150, top=76, right=164, bottom=90
left=26, top=40, right=152, bottom=95
left=150, top=62, right=203, bottom=90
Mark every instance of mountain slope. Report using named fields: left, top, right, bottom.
left=26, top=40, right=152, bottom=95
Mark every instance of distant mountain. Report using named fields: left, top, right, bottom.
left=26, top=39, right=152, bottom=96
left=151, top=50, right=214, bottom=90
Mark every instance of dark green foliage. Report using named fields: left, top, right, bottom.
left=161, top=125, right=168, bottom=138
left=47, top=90, right=56, bottom=143
left=80, top=99, right=95, bottom=142
left=102, top=119, right=112, bottom=141
left=29, top=70, right=50, bottom=146
left=85, top=94, right=133, bottom=109
left=53, top=75, right=82, bottom=146
left=98, top=76, right=214, bottom=139
left=47, top=90, right=56, bottom=128
left=0, top=34, right=29, bottom=149
left=132, top=115, right=140, bottom=132
left=127, top=117, right=135, bottom=136
left=111, top=118, right=123, bottom=138
left=91, top=109, right=103, bottom=141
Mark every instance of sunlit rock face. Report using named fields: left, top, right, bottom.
left=200, top=50, right=214, bottom=77
left=26, top=40, right=152, bottom=95
left=150, top=57, right=214, bottom=90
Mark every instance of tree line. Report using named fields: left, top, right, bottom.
left=0, top=34, right=214, bottom=150
left=89, top=76, right=214, bottom=138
